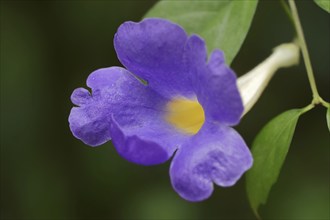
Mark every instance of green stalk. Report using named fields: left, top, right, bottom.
left=280, top=0, right=294, bottom=25
left=288, top=0, right=329, bottom=107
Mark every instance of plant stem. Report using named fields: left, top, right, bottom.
left=302, top=103, right=315, bottom=113
left=280, top=0, right=294, bottom=25
left=288, top=0, right=329, bottom=108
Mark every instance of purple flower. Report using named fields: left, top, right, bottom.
left=69, top=18, right=253, bottom=202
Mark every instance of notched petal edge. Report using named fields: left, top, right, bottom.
left=170, top=124, right=253, bottom=202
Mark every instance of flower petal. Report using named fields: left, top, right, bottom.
left=69, top=67, right=188, bottom=164
left=170, top=122, right=252, bottom=201
left=69, top=67, right=130, bottom=146
left=114, top=18, right=194, bottom=98
left=184, top=35, right=243, bottom=126
left=110, top=115, right=188, bottom=165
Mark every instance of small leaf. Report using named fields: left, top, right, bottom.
left=314, top=0, right=330, bottom=13
left=246, top=109, right=305, bottom=217
left=327, top=107, right=330, bottom=132
left=145, top=1, right=258, bottom=65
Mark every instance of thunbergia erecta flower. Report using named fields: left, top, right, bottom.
left=69, top=18, right=253, bottom=201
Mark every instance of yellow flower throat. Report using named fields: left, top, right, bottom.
left=165, top=98, right=205, bottom=135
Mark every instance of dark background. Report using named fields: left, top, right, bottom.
left=1, top=1, right=329, bottom=219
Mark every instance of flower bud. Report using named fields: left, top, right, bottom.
left=238, top=43, right=300, bottom=115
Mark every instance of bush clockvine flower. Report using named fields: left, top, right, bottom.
left=69, top=18, right=299, bottom=201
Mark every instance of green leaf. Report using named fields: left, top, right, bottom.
left=326, top=107, right=330, bottom=132
left=314, top=0, right=330, bottom=13
left=246, top=109, right=305, bottom=217
left=144, top=1, right=258, bottom=65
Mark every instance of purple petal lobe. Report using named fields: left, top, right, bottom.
left=170, top=122, right=252, bottom=201
left=86, top=67, right=124, bottom=90
left=110, top=116, right=184, bottom=165
left=184, top=35, right=243, bottom=126
left=69, top=67, right=188, bottom=164
left=71, top=88, right=92, bottom=106
left=69, top=67, right=131, bottom=146
left=114, top=18, right=194, bottom=98
left=69, top=104, right=111, bottom=147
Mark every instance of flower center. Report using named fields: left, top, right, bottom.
left=165, top=98, right=205, bottom=135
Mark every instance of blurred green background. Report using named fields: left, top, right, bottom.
left=1, top=1, right=329, bottom=219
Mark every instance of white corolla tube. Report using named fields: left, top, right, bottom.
left=237, top=43, right=300, bottom=115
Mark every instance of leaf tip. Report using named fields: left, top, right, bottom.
left=250, top=202, right=262, bottom=220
